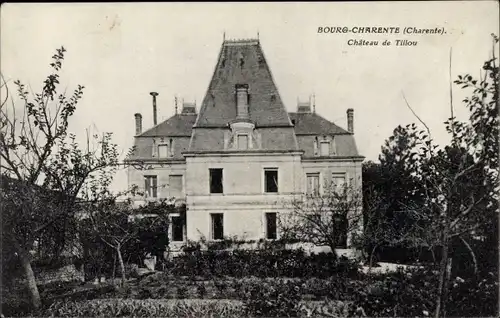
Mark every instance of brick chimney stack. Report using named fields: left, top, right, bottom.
left=347, top=108, right=354, bottom=133
left=235, top=84, right=249, bottom=120
left=150, top=92, right=159, bottom=126
left=134, top=113, right=142, bottom=135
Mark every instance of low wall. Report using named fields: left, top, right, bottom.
left=34, top=264, right=84, bottom=285
left=165, top=242, right=363, bottom=260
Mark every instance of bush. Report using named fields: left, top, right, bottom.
left=196, top=284, right=207, bottom=299
left=30, top=299, right=242, bottom=317
left=350, top=267, right=437, bottom=317
left=242, top=278, right=303, bottom=317
left=176, top=286, right=188, bottom=299
left=447, top=272, right=498, bottom=317
left=350, top=267, right=499, bottom=317
left=169, top=249, right=361, bottom=278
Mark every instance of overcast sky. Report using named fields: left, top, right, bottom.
left=1, top=2, right=499, bottom=192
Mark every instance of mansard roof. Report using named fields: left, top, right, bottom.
left=288, top=112, right=350, bottom=135
left=132, top=38, right=361, bottom=157
left=139, top=114, right=197, bottom=137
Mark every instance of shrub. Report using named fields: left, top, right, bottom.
left=447, top=272, right=499, bottom=317
left=350, top=267, right=438, bottom=317
left=176, top=286, right=188, bottom=299
left=170, top=249, right=361, bottom=279
left=196, top=284, right=207, bottom=299
left=30, top=299, right=242, bottom=317
left=242, top=278, right=303, bottom=317
left=350, top=266, right=499, bottom=318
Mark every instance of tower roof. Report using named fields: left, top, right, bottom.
left=194, top=39, right=293, bottom=127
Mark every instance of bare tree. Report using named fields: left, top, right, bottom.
left=279, top=180, right=363, bottom=260
left=0, top=47, right=118, bottom=309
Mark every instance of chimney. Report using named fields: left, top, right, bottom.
left=347, top=108, right=354, bottom=133
left=181, top=101, right=197, bottom=114
left=297, top=98, right=311, bottom=113
left=150, top=92, right=159, bottom=126
left=235, top=84, right=249, bottom=120
left=134, top=113, right=142, bottom=135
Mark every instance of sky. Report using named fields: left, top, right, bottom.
left=1, top=2, right=499, bottom=192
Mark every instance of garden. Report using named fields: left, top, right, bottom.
left=2, top=242, right=498, bottom=317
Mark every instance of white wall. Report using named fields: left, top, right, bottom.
left=127, top=154, right=363, bottom=245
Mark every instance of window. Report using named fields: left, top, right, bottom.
left=334, top=214, right=348, bottom=248
left=209, top=168, right=223, bottom=194
left=158, top=144, right=169, bottom=158
left=172, top=216, right=184, bottom=242
left=144, top=176, right=157, bottom=198
left=169, top=175, right=183, bottom=198
left=211, top=213, right=224, bottom=240
left=320, top=141, right=330, bottom=156
left=306, top=173, right=320, bottom=195
left=265, top=213, right=277, bottom=239
left=331, top=138, right=337, bottom=155
left=264, top=169, right=278, bottom=193
left=152, top=140, right=157, bottom=157
left=238, top=135, right=249, bottom=150
left=332, top=173, right=346, bottom=191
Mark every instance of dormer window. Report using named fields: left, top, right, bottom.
left=158, top=144, right=169, bottom=158
left=158, top=138, right=175, bottom=158
left=320, top=140, right=330, bottom=156
left=237, top=134, right=249, bottom=150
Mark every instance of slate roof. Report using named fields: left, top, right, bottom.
left=132, top=39, right=361, bottom=157
left=288, top=112, right=350, bottom=135
left=188, top=39, right=298, bottom=152
left=194, top=39, right=293, bottom=127
left=139, top=114, right=197, bottom=137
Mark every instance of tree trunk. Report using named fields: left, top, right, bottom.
left=368, top=243, right=380, bottom=274
left=112, top=253, right=116, bottom=283
left=16, top=243, right=42, bottom=310
left=434, top=243, right=448, bottom=318
left=430, top=246, right=436, bottom=265
left=442, top=257, right=453, bottom=317
left=116, top=246, right=126, bottom=287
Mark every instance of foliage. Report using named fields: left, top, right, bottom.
left=350, top=267, right=438, bottom=317
left=0, top=46, right=119, bottom=309
left=28, top=299, right=242, bottom=318
left=349, top=267, right=498, bottom=318
left=446, top=272, right=498, bottom=317
left=78, top=198, right=174, bottom=284
left=169, top=249, right=361, bottom=279
left=242, top=278, right=303, bottom=317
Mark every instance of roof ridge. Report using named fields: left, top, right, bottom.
left=257, top=43, right=295, bottom=128
left=224, top=38, right=259, bottom=46
left=192, top=40, right=225, bottom=128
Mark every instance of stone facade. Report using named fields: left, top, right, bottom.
left=126, top=38, right=364, bottom=248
